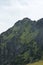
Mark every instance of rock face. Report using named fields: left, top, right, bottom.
left=0, top=18, right=43, bottom=65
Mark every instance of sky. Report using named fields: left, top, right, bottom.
left=0, top=0, right=43, bottom=33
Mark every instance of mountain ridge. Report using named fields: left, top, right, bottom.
left=1, top=17, right=43, bottom=34
left=0, top=17, right=43, bottom=65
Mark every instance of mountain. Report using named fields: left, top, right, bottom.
left=0, top=17, right=43, bottom=65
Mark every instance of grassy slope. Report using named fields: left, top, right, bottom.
left=27, top=60, right=43, bottom=65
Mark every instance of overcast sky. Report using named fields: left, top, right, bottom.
left=0, top=0, right=43, bottom=33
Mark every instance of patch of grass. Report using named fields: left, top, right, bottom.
left=27, top=60, right=43, bottom=65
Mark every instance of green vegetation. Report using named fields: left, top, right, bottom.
left=0, top=18, right=43, bottom=65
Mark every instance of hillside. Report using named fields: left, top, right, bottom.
left=27, top=60, right=43, bottom=65
left=0, top=18, right=43, bottom=65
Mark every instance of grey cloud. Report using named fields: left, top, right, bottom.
left=0, top=0, right=10, bottom=6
